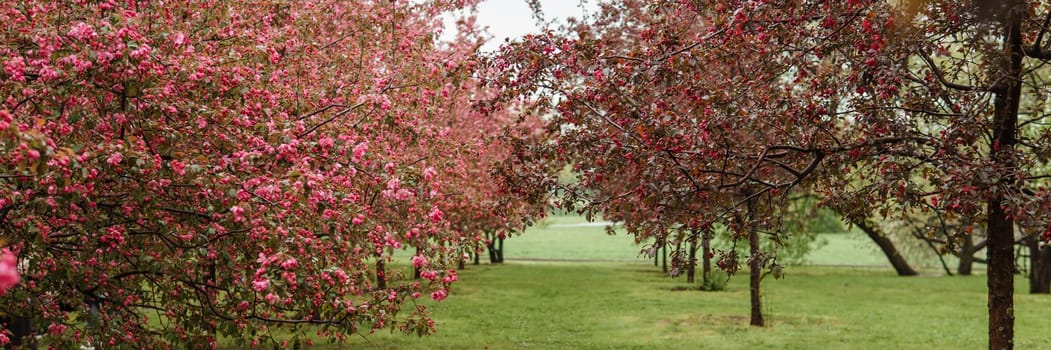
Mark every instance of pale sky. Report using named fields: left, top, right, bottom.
left=445, top=0, right=600, bottom=51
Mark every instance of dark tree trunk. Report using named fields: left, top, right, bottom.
left=1028, top=238, right=1051, bottom=294
left=687, top=240, right=697, bottom=284
left=458, top=249, right=466, bottom=269
left=413, top=248, right=422, bottom=279
left=661, top=244, right=668, bottom=274
left=487, top=242, right=498, bottom=263
left=2, top=316, right=35, bottom=350
left=376, top=258, right=387, bottom=290
left=487, top=236, right=504, bottom=263
left=958, top=235, right=975, bottom=276
left=748, top=225, right=763, bottom=327
left=853, top=218, right=918, bottom=276
left=702, top=231, right=712, bottom=285
left=474, top=246, right=480, bottom=265
left=987, top=4, right=1023, bottom=348
left=987, top=196, right=1016, bottom=350
left=654, top=241, right=659, bottom=267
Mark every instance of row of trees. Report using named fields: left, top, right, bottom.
left=489, top=1, right=1051, bottom=348
left=0, top=0, right=544, bottom=348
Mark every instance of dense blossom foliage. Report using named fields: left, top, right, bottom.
left=0, top=0, right=538, bottom=348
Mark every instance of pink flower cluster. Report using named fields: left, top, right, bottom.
left=0, top=248, right=20, bottom=295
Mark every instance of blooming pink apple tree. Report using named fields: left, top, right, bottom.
left=0, top=0, right=540, bottom=348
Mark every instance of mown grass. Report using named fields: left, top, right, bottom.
left=336, top=263, right=1049, bottom=349
left=220, top=214, right=1046, bottom=349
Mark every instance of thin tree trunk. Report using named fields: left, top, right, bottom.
left=498, top=236, right=504, bottom=262
left=958, top=235, right=975, bottom=276
left=661, top=244, right=668, bottom=274
left=414, top=248, right=422, bottom=279
left=474, top=245, right=480, bottom=265
left=853, top=218, right=918, bottom=276
left=487, top=235, right=504, bottom=264
left=702, top=231, right=712, bottom=285
left=376, top=258, right=387, bottom=290
left=748, top=224, right=764, bottom=327
left=1029, top=238, right=1051, bottom=294
left=487, top=241, right=498, bottom=263
left=987, top=4, right=1022, bottom=348
left=654, top=240, right=659, bottom=267
left=687, top=240, right=697, bottom=284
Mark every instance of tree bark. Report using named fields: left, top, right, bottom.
left=661, top=244, right=668, bottom=274
left=2, top=316, right=35, bottom=350
left=654, top=240, right=659, bottom=267
left=958, top=235, right=975, bottom=276
left=376, top=258, right=387, bottom=290
left=1028, top=238, right=1051, bottom=294
left=487, top=235, right=504, bottom=263
left=414, top=248, right=422, bottom=279
left=687, top=240, right=697, bottom=284
left=702, top=231, right=712, bottom=285
left=986, top=3, right=1023, bottom=348
left=748, top=224, right=764, bottom=327
left=853, top=218, right=918, bottom=276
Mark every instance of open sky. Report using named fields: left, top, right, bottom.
left=445, top=0, right=600, bottom=51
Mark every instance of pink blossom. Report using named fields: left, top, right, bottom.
left=411, top=255, right=428, bottom=269
left=106, top=152, right=123, bottom=166
left=130, top=44, right=152, bottom=60
left=0, top=331, right=8, bottom=346
left=352, top=142, right=368, bottom=162
left=428, top=207, right=444, bottom=223
left=318, top=137, right=334, bottom=148
left=3, top=57, right=25, bottom=82
left=352, top=214, right=365, bottom=225
left=279, top=258, right=298, bottom=270
left=67, top=22, right=97, bottom=41
left=395, top=189, right=414, bottom=201
left=230, top=206, right=245, bottom=222
left=169, top=160, right=187, bottom=175
left=0, top=110, right=11, bottom=131
left=47, top=323, right=66, bottom=336
left=419, top=270, right=438, bottom=281
left=38, top=65, right=59, bottom=81
left=0, top=248, right=20, bottom=294
left=265, top=293, right=280, bottom=304
left=442, top=270, right=458, bottom=284
left=171, top=32, right=187, bottom=47
left=251, top=278, right=270, bottom=292
left=430, top=289, right=448, bottom=301
left=423, top=167, right=437, bottom=181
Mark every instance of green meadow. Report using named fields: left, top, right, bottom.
left=225, top=215, right=1049, bottom=349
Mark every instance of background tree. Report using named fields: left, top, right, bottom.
left=491, top=1, right=1051, bottom=347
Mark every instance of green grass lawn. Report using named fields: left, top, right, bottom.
left=506, top=214, right=930, bottom=268
left=221, top=214, right=1046, bottom=349
left=337, top=263, right=1049, bottom=349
